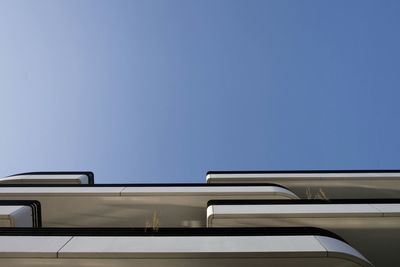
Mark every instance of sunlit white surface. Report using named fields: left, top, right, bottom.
left=208, top=203, right=400, bottom=266
left=0, top=235, right=372, bottom=267
left=0, top=174, right=89, bottom=185
left=207, top=172, right=400, bottom=198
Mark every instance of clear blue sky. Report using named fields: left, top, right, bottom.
left=1, top=0, right=400, bottom=183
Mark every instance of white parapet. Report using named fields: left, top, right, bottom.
left=0, top=174, right=89, bottom=185
left=206, top=171, right=400, bottom=198
left=207, top=200, right=400, bottom=266
left=0, top=234, right=372, bottom=267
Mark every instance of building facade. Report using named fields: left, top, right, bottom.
left=0, top=170, right=399, bottom=266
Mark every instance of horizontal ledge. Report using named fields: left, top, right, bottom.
left=56, top=235, right=336, bottom=258
left=0, top=234, right=372, bottom=266
left=0, top=183, right=290, bottom=189
left=207, top=199, right=400, bottom=206
left=206, top=172, right=400, bottom=182
left=0, top=186, right=298, bottom=199
left=208, top=205, right=398, bottom=219
left=7, top=172, right=94, bottom=185
left=207, top=169, right=400, bottom=175
left=2, top=173, right=92, bottom=185
left=0, top=227, right=345, bottom=240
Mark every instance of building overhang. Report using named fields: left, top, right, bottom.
left=207, top=199, right=400, bottom=266
left=206, top=170, right=400, bottom=198
left=1, top=172, right=94, bottom=185
left=0, top=184, right=297, bottom=227
left=0, top=227, right=372, bottom=267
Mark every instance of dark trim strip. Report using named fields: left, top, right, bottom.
left=207, top=169, right=400, bottom=175
left=7, top=172, right=95, bottom=184
left=0, top=200, right=42, bottom=228
left=0, top=183, right=290, bottom=190
left=0, top=227, right=346, bottom=242
left=207, top=199, right=400, bottom=206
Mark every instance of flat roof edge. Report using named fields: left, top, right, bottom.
left=207, top=169, right=400, bottom=175
left=7, top=172, right=95, bottom=184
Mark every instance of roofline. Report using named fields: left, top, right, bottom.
left=207, top=169, right=400, bottom=175
left=7, top=172, right=95, bottom=184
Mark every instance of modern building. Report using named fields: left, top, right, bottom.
left=0, top=170, right=399, bottom=266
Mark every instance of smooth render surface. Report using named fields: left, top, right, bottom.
left=0, top=236, right=72, bottom=258
left=208, top=203, right=400, bottom=266
left=0, top=174, right=89, bottom=185
left=0, top=186, right=297, bottom=227
left=207, top=172, right=400, bottom=198
left=0, top=235, right=371, bottom=267
left=0, top=206, right=32, bottom=227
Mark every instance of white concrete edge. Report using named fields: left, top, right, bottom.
left=206, top=172, right=400, bottom=183
left=0, top=236, right=73, bottom=258
left=0, top=187, right=125, bottom=197
left=206, top=206, right=214, bottom=227
left=120, top=186, right=297, bottom=196
left=0, top=186, right=299, bottom=199
left=370, top=203, right=400, bottom=217
left=315, top=236, right=373, bottom=267
left=207, top=203, right=394, bottom=220
left=0, top=175, right=89, bottom=185
left=57, top=235, right=325, bottom=259
left=0, top=235, right=372, bottom=266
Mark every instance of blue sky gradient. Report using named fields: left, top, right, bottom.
left=1, top=0, right=400, bottom=183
